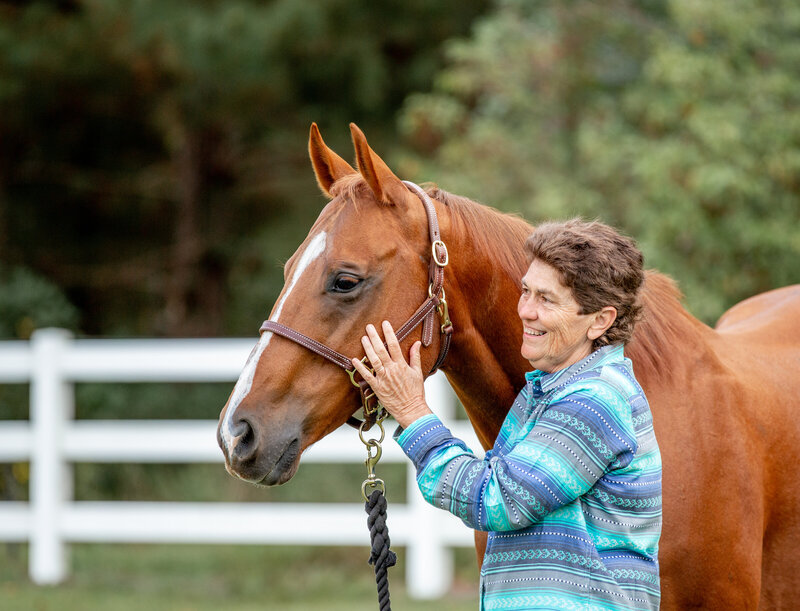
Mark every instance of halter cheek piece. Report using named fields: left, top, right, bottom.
left=259, top=181, right=454, bottom=430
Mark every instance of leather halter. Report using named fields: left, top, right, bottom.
left=259, top=181, right=454, bottom=430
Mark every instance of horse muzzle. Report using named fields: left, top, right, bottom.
left=217, top=415, right=301, bottom=486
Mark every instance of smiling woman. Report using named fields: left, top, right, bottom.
left=524, top=220, right=645, bottom=350
left=518, top=219, right=644, bottom=374
left=355, top=219, right=662, bottom=611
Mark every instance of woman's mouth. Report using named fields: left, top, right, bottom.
left=524, top=327, right=547, bottom=338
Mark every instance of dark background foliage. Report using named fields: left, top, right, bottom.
left=0, top=0, right=489, bottom=339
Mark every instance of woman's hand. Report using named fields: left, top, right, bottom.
left=351, top=320, right=431, bottom=429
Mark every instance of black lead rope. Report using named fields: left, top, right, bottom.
left=359, top=415, right=396, bottom=610
left=365, top=488, right=397, bottom=611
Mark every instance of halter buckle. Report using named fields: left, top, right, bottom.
left=347, top=356, right=372, bottom=388
left=362, top=389, right=380, bottom=416
left=432, top=240, right=449, bottom=267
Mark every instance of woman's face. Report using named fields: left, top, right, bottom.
left=517, top=259, right=598, bottom=373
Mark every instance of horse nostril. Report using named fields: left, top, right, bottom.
left=230, top=418, right=258, bottom=462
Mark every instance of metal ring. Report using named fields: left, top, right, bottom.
left=431, top=240, right=449, bottom=267
left=359, top=418, right=386, bottom=446
left=428, top=284, right=446, bottom=300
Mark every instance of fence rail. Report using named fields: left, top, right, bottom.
left=0, top=328, right=480, bottom=599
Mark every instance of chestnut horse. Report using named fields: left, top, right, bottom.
left=217, top=123, right=800, bottom=609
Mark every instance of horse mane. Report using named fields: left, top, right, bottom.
left=626, top=271, right=710, bottom=383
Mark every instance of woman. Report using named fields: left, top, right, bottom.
left=352, top=219, right=662, bottom=611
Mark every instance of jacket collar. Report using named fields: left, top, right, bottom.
left=525, top=344, right=624, bottom=393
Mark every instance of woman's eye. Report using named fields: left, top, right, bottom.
left=332, top=275, right=361, bottom=292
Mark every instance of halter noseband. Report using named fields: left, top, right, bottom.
left=259, top=180, right=454, bottom=430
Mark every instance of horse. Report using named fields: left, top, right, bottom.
left=217, top=123, right=800, bottom=609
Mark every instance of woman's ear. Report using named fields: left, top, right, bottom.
left=587, top=306, right=618, bottom=341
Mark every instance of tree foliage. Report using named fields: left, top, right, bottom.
left=0, top=0, right=488, bottom=337
left=0, top=264, right=78, bottom=339
left=398, top=0, right=800, bottom=322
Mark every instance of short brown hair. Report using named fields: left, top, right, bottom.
left=524, top=219, right=644, bottom=349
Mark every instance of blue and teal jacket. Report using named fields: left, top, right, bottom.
left=396, top=345, right=662, bottom=610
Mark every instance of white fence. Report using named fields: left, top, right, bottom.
left=0, top=328, right=481, bottom=599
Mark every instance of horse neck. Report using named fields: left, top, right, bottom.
left=436, top=196, right=533, bottom=449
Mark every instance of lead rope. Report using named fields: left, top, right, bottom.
left=360, top=413, right=396, bottom=610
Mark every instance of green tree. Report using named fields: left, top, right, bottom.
left=0, top=265, right=79, bottom=339
left=0, top=0, right=488, bottom=337
left=398, top=0, right=800, bottom=322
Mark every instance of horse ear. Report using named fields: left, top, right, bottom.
left=350, top=123, right=409, bottom=206
left=309, top=123, right=357, bottom=197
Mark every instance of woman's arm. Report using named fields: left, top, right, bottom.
left=353, top=322, right=638, bottom=532
left=397, top=388, right=637, bottom=531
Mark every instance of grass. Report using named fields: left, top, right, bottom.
left=0, top=543, right=479, bottom=610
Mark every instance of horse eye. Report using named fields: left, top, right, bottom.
left=332, top=274, right=361, bottom=293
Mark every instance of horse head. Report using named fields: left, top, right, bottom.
left=217, top=123, right=452, bottom=485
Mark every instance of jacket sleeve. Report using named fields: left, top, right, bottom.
left=396, top=383, right=638, bottom=531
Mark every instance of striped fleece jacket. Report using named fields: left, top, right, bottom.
left=395, top=344, right=662, bottom=610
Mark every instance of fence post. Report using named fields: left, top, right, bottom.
left=405, top=374, right=454, bottom=599
left=30, top=328, right=73, bottom=584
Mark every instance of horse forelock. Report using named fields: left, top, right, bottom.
left=328, top=173, right=377, bottom=209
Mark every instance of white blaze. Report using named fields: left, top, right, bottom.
left=221, top=231, right=327, bottom=450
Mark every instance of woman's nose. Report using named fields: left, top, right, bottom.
left=519, top=299, right=538, bottom=320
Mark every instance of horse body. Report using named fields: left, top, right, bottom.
left=217, top=124, right=800, bottom=609
left=625, top=281, right=771, bottom=608
left=712, top=285, right=800, bottom=609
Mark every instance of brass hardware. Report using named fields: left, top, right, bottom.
left=437, top=295, right=452, bottom=333
left=428, top=284, right=447, bottom=300
left=359, top=413, right=387, bottom=446
left=363, top=394, right=380, bottom=416
left=360, top=417, right=387, bottom=502
left=361, top=477, right=385, bottom=501
left=347, top=356, right=372, bottom=388
left=431, top=240, right=449, bottom=267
